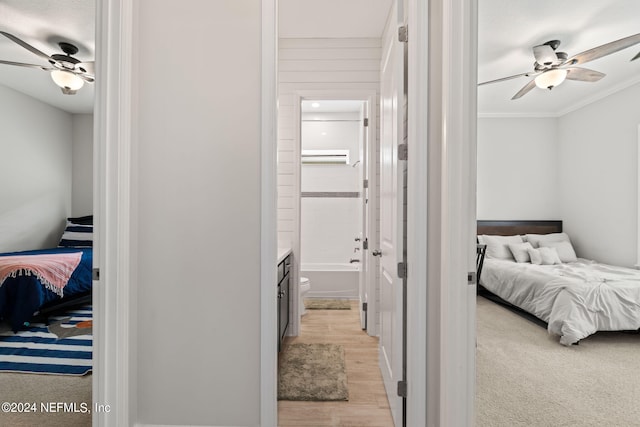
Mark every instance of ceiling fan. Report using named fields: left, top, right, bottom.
left=0, top=31, right=94, bottom=95
left=479, top=32, right=640, bottom=100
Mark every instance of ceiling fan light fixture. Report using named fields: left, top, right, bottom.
left=534, top=69, right=567, bottom=90
left=50, top=69, right=84, bottom=94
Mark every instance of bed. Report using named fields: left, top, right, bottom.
left=0, top=216, right=93, bottom=332
left=477, top=220, right=640, bottom=345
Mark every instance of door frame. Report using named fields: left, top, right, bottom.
left=94, top=0, right=136, bottom=425
left=406, top=0, right=478, bottom=425
left=291, top=89, right=378, bottom=338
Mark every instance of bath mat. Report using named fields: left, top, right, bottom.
left=304, top=299, right=351, bottom=310
left=278, top=343, right=348, bottom=401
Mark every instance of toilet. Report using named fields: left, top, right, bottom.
left=299, top=277, right=311, bottom=316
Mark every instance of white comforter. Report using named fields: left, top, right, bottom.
left=481, top=259, right=640, bottom=345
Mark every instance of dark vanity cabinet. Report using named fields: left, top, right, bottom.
left=277, top=253, right=291, bottom=352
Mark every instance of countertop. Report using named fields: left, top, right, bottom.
left=277, top=247, right=292, bottom=264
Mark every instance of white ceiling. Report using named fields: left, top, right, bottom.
left=0, top=0, right=95, bottom=114
left=3, top=1, right=638, bottom=118
left=478, top=0, right=640, bottom=117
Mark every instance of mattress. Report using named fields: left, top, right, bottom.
left=481, top=258, right=640, bottom=345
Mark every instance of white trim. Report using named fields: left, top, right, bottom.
left=291, top=89, right=378, bottom=338
left=261, top=0, right=278, bottom=425
left=421, top=0, right=477, bottom=425
left=406, top=0, right=428, bottom=424
left=94, top=0, right=135, bottom=425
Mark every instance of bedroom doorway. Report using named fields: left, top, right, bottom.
left=0, top=3, right=96, bottom=427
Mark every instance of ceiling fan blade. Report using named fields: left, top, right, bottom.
left=565, top=32, right=640, bottom=66
left=564, top=67, right=605, bottom=82
left=75, top=61, right=95, bottom=77
left=77, top=73, right=95, bottom=83
left=511, top=79, right=537, bottom=100
left=478, top=71, right=537, bottom=86
left=632, top=51, right=640, bottom=61
left=533, top=44, right=558, bottom=66
left=0, top=31, right=52, bottom=63
left=0, top=59, right=53, bottom=70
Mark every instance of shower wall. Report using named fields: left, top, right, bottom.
left=301, top=111, right=362, bottom=298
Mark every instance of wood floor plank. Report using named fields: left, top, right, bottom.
left=278, top=300, right=394, bottom=427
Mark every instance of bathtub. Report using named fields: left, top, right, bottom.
left=300, top=263, right=360, bottom=299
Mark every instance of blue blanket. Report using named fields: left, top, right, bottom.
left=0, top=248, right=92, bottom=332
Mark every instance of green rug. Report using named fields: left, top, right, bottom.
left=278, top=343, right=349, bottom=401
left=304, top=299, right=351, bottom=310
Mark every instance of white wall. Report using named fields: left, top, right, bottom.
left=71, top=114, right=93, bottom=216
left=478, top=82, right=640, bottom=267
left=477, top=117, right=560, bottom=220
left=133, top=1, right=261, bottom=425
left=558, top=82, right=640, bottom=267
left=0, top=84, right=72, bottom=252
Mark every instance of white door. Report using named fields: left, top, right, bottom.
left=378, top=8, right=405, bottom=426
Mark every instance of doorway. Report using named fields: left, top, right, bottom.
left=289, top=92, right=378, bottom=339
left=299, top=99, right=367, bottom=309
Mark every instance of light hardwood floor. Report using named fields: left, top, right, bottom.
left=278, top=300, right=394, bottom=427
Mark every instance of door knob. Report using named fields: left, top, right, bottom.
left=372, top=250, right=382, bottom=257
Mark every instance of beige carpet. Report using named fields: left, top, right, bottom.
left=304, top=299, right=351, bottom=310
left=278, top=343, right=349, bottom=401
left=0, top=372, right=91, bottom=427
left=477, top=296, right=640, bottom=427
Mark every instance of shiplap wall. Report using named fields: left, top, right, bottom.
left=277, top=37, right=382, bottom=334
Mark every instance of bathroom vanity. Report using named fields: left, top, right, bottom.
left=277, top=248, right=292, bottom=352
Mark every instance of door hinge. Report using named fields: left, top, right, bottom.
left=398, top=143, right=408, bottom=161
left=92, top=268, right=100, bottom=281
left=397, top=380, right=408, bottom=397
left=363, top=179, right=369, bottom=189
left=363, top=238, right=368, bottom=250
left=363, top=117, right=369, bottom=127
left=398, top=26, right=408, bottom=43
left=468, top=271, right=477, bottom=285
left=397, top=262, right=407, bottom=279
left=362, top=302, right=368, bottom=312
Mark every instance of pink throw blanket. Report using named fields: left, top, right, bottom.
left=0, top=252, right=82, bottom=297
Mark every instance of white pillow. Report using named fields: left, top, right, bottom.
left=508, top=242, right=533, bottom=263
left=528, top=247, right=561, bottom=265
left=539, top=240, right=577, bottom=263
left=480, top=234, right=524, bottom=260
left=525, top=232, right=570, bottom=248
left=528, top=248, right=542, bottom=265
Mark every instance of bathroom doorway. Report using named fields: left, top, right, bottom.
left=291, top=92, right=378, bottom=338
